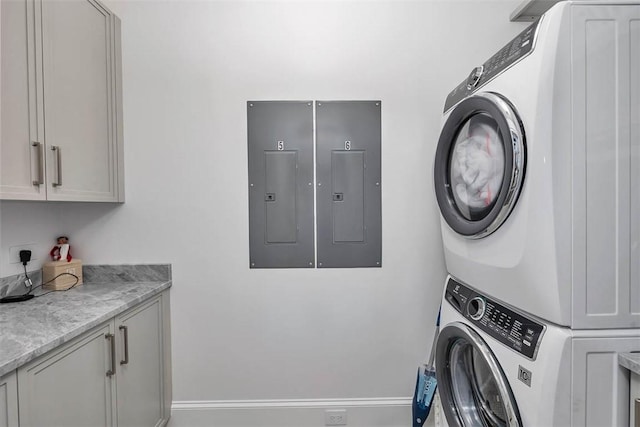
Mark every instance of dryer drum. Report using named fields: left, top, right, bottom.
left=434, top=92, right=526, bottom=239
left=435, top=322, right=522, bottom=427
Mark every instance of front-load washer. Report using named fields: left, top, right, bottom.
left=433, top=2, right=640, bottom=329
left=435, top=276, right=640, bottom=426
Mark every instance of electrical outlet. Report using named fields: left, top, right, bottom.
left=325, top=409, right=347, bottom=426
left=9, top=244, right=37, bottom=264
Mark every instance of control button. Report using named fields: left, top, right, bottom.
left=467, top=297, right=486, bottom=320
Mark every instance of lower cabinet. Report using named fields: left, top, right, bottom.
left=631, top=372, right=640, bottom=427
left=16, top=291, right=171, bottom=427
left=0, top=372, right=18, bottom=427
left=115, top=295, right=171, bottom=427
left=18, top=323, right=116, bottom=426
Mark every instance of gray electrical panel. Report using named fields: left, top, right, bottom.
left=248, top=101, right=314, bottom=268
left=315, top=101, right=382, bottom=268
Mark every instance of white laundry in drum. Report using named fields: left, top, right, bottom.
left=450, top=118, right=505, bottom=217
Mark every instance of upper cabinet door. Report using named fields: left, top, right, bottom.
left=0, top=0, right=46, bottom=200
left=41, top=0, right=123, bottom=202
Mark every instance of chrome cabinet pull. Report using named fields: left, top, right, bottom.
left=31, top=142, right=44, bottom=185
left=51, top=146, right=62, bottom=187
left=119, top=325, right=129, bottom=365
left=106, top=333, right=116, bottom=377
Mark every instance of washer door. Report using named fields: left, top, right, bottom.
left=434, top=92, right=525, bottom=238
left=435, top=322, right=521, bottom=427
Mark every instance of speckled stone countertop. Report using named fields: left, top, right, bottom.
left=0, top=264, right=171, bottom=378
left=619, top=353, right=640, bottom=375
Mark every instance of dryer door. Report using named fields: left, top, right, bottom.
left=434, top=92, right=525, bottom=238
left=435, top=322, right=521, bottom=427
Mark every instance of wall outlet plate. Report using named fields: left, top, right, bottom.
left=9, top=244, right=37, bottom=264
left=325, top=409, right=347, bottom=426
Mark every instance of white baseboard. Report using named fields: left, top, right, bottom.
left=169, top=397, right=419, bottom=427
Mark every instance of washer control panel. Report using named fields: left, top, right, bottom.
left=443, top=19, right=541, bottom=112
left=445, top=277, right=545, bottom=360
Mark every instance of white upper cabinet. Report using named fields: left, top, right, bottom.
left=0, top=0, right=45, bottom=200
left=0, top=0, right=124, bottom=202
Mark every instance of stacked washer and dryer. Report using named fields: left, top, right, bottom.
left=432, top=2, right=640, bottom=426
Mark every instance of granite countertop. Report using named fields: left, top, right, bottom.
left=0, top=264, right=171, bottom=378
left=619, top=352, right=640, bottom=375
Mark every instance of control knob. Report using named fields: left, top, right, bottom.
left=467, top=297, right=486, bottom=320
left=466, top=66, right=484, bottom=90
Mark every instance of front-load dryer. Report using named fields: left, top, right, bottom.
left=435, top=276, right=640, bottom=426
left=433, top=1, right=640, bottom=329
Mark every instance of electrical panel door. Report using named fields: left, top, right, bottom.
left=247, top=101, right=314, bottom=268
left=315, top=101, right=382, bottom=268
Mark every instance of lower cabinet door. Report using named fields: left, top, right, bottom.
left=631, top=372, right=640, bottom=427
left=115, top=295, right=166, bottom=427
left=17, top=323, right=116, bottom=427
left=0, top=371, right=18, bottom=427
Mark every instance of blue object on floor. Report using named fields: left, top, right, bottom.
left=412, top=309, right=440, bottom=427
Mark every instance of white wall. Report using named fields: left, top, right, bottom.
left=0, top=0, right=525, bottom=424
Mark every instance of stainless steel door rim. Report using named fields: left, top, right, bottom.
left=435, top=321, right=522, bottom=427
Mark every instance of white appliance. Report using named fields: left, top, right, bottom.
left=435, top=276, right=640, bottom=426
left=433, top=1, right=640, bottom=329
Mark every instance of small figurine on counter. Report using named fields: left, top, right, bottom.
left=50, top=236, right=72, bottom=262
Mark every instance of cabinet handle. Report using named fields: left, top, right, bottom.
left=119, top=325, right=129, bottom=365
left=106, top=333, right=116, bottom=377
left=31, top=142, right=44, bottom=185
left=51, top=146, right=62, bottom=187
left=635, top=398, right=640, bottom=427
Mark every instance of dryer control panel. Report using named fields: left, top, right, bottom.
left=443, top=19, right=541, bottom=112
left=445, top=277, right=545, bottom=360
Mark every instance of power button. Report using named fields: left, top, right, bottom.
left=467, top=297, right=486, bottom=320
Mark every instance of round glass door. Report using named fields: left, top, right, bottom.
left=436, top=322, right=521, bottom=427
left=434, top=92, right=525, bottom=238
